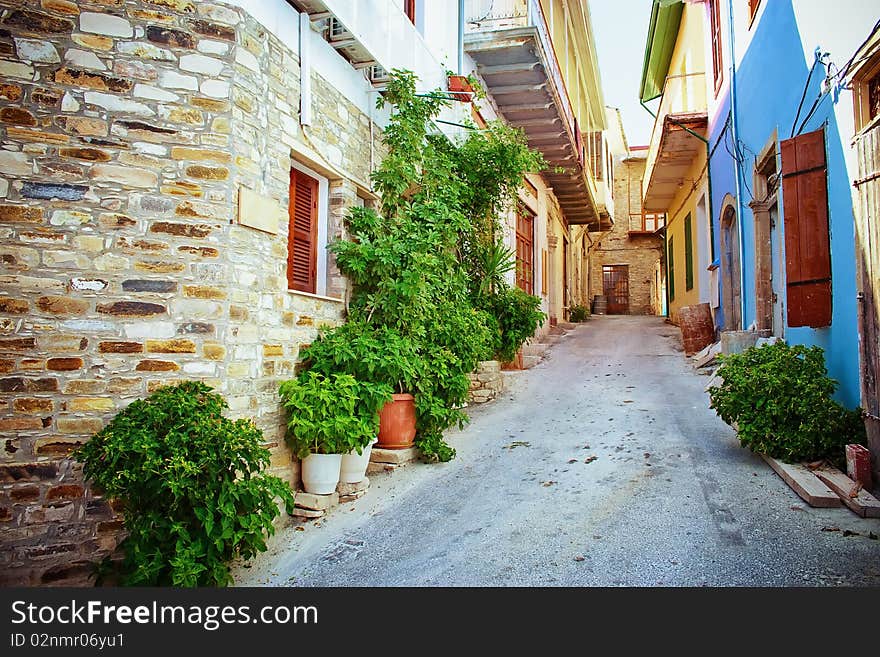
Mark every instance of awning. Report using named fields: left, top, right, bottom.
left=638, top=0, right=684, bottom=103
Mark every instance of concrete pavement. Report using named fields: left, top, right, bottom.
left=234, top=316, right=880, bottom=587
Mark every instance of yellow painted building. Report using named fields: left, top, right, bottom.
left=640, top=0, right=712, bottom=324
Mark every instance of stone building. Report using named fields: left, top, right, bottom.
left=0, top=0, right=484, bottom=586
left=588, top=110, right=663, bottom=315
left=0, top=0, right=617, bottom=585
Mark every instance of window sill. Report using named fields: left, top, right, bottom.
left=287, top=289, right=345, bottom=304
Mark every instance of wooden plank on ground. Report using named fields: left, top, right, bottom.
left=761, top=455, right=841, bottom=508
left=814, top=467, right=880, bottom=518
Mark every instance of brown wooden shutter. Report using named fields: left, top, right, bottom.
left=780, top=127, right=831, bottom=328
left=288, top=168, right=318, bottom=294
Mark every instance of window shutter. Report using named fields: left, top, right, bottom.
left=288, top=169, right=318, bottom=294
left=668, top=235, right=675, bottom=301
left=684, top=212, right=694, bottom=291
left=780, top=127, right=831, bottom=328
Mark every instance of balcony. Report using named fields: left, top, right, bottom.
left=643, top=72, right=708, bottom=211
left=464, top=0, right=607, bottom=229
left=290, top=0, right=446, bottom=91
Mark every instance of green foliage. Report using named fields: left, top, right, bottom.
left=279, top=372, right=392, bottom=459
left=708, top=342, right=866, bottom=464
left=297, top=69, right=543, bottom=463
left=569, top=305, right=591, bottom=322
left=483, top=287, right=546, bottom=363
left=73, top=382, right=295, bottom=587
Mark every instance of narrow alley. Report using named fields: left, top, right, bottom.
left=237, top=317, right=880, bottom=587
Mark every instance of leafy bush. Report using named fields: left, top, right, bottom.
left=304, top=69, right=542, bottom=463
left=708, top=342, right=866, bottom=464
left=569, top=305, right=590, bottom=322
left=73, top=382, right=295, bottom=587
left=279, top=372, right=392, bottom=459
left=483, top=287, right=546, bottom=362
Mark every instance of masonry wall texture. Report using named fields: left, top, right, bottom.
left=0, top=0, right=380, bottom=586
left=589, top=156, right=662, bottom=315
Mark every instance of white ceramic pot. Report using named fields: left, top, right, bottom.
left=340, top=440, right=376, bottom=484
left=300, top=453, right=342, bottom=495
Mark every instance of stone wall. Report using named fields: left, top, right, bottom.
left=0, top=0, right=378, bottom=585
left=589, top=156, right=662, bottom=315
left=467, top=360, right=503, bottom=404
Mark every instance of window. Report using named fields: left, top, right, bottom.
left=709, top=0, right=723, bottom=91
left=747, top=0, right=761, bottom=27
left=851, top=49, right=880, bottom=133
left=288, top=168, right=319, bottom=293
left=668, top=235, right=676, bottom=302
left=780, top=127, right=831, bottom=328
left=643, top=212, right=665, bottom=232
left=515, top=205, right=535, bottom=295
left=541, top=249, right=548, bottom=296
left=684, top=212, right=694, bottom=291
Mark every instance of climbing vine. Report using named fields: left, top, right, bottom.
left=303, top=69, right=545, bottom=461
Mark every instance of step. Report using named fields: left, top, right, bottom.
left=522, top=343, right=549, bottom=357
left=548, top=326, right=568, bottom=336
left=522, top=354, right=541, bottom=369
left=557, top=322, right=578, bottom=330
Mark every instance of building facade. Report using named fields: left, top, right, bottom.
left=639, top=0, right=713, bottom=325
left=589, top=109, right=663, bottom=316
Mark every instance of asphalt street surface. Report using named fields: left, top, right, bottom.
left=235, top=316, right=880, bottom=586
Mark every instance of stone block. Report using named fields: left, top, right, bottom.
left=336, top=478, right=369, bottom=496
left=80, top=12, right=132, bottom=37
left=291, top=507, right=323, bottom=519
left=370, top=447, right=419, bottom=466
left=366, top=462, right=396, bottom=475
left=339, top=491, right=366, bottom=503
left=294, top=491, right=338, bottom=511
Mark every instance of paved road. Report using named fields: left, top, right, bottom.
left=236, top=316, right=880, bottom=587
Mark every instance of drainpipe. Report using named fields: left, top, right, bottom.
left=458, top=0, right=465, bottom=74
left=728, top=0, right=747, bottom=327
left=661, top=225, right=670, bottom=318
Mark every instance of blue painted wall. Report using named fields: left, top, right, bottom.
left=707, top=87, right=732, bottom=333
left=709, top=0, right=861, bottom=407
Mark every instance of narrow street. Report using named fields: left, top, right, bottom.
left=237, top=316, right=880, bottom=587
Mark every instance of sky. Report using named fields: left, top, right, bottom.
left=589, top=0, right=656, bottom=147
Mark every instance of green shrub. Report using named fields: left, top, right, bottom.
left=708, top=342, right=865, bottom=464
left=569, top=305, right=590, bottom=322
left=279, top=371, right=392, bottom=459
left=484, top=287, right=546, bottom=362
left=73, top=382, right=295, bottom=586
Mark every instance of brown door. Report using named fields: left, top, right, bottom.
left=515, top=206, right=535, bottom=294
left=853, top=124, right=880, bottom=481
left=603, top=265, right=629, bottom=314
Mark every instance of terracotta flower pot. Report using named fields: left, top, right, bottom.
left=376, top=393, right=417, bottom=449
left=447, top=74, right=473, bottom=102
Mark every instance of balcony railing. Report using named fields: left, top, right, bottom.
left=465, top=0, right=577, bottom=150
left=644, top=72, right=707, bottom=186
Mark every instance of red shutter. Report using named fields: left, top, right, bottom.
left=288, top=169, right=318, bottom=294
left=780, top=127, right=831, bottom=328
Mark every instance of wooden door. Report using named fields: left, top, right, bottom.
left=603, top=265, right=629, bottom=314
left=853, top=124, right=880, bottom=478
left=515, top=206, right=535, bottom=295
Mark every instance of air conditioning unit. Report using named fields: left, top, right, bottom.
left=368, top=65, right=389, bottom=84
left=328, top=16, right=351, bottom=42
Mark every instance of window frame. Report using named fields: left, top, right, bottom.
left=709, top=0, right=724, bottom=93
left=515, top=204, right=535, bottom=295
left=287, top=162, right=330, bottom=297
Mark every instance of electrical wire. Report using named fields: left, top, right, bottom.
left=790, top=53, right=820, bottom=138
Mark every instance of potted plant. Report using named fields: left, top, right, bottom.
left=299, top=321, right=421, bottom=451
left=446, top=71, right=476, bottom=101
left=279, top=372, right=391, bottom=493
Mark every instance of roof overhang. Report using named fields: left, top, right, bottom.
left=639, top=0, right=684, bottom=103
left=465, top=28, right=606, bottom=229
left=643, top=113, right=708, bottom=211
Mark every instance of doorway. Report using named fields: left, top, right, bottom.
left=603, top=265, right=629, bottom=314
left=720, top=205, right=742, bottom=330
